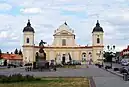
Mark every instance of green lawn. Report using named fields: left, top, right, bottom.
left=0, top=77, right=90, bottom=87
left=0, top=68, right=6, bottom=70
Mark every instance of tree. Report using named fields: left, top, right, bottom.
left=103, top=51, right=115, bottom=62
left=14, top=48, right=18, bottom=54
left=103, top=52, right=112, bottom=62
left=18, top=49, right=22, bottom=55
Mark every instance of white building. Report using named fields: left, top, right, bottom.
left=22, top=20, right=104, bottom=63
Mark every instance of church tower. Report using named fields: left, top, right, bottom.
left=92, top=20, right=104, bottom=62
left=22, top=20, right=35, bottom=64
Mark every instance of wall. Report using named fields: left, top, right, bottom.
left=53, top=35, right=76, bottom=46
left=23, top=32, right=34, bottom=46
left=92, top=32, right=103, bottom=46
left=32, top=47, right=93, bottom=62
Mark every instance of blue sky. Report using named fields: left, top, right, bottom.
left=0, top=0, right=129, bottom=53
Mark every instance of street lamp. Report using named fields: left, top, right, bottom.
left=107, top=45, right=115, bottom=68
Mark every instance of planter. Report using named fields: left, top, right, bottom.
left=113, top=68, right=119, bottom=71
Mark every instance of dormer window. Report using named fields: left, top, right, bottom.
left=62, top=39, right=66, bottom=46
left=26, top=38, right=29, bottom=43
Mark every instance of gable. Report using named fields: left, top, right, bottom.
left=53, top=30, right=74, bottom=36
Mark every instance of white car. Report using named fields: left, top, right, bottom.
left=121, top=59, right=129, bottom=66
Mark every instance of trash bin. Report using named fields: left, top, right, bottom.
left=123, top=73, right=128, bottom=81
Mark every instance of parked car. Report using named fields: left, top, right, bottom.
left=7, top=63, right=23, bottom=68
left=121, top=59, right=129, bottom=66
left=70, top=60, right=81, bottom=65
left=119, top=67, right=129, bottom=74
left=7, top=64, right=17, bottom=68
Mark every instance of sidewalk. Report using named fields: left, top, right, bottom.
left=100, top=64, right=123, bottom=77
left=92, top=65, right=129, bottom=87
left=94, top=76, right=129, bottom=87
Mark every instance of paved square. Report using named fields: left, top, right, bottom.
left=0, top=65, right=129, bottom=87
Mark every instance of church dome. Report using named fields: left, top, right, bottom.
left=92, top=20, right=104, bottom=33
left=23, top=20, right=35, bottom=33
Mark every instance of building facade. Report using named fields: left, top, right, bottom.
left=120, top=46, right=129, bottom=56
left=22, top=20, right=104, bottom=63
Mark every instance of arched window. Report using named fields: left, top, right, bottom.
left=82, top=52, right=86, bottom=61
left=62, top=39, right=66, bottom=46
left=97, top=38, right=100, bottom=43
left=26, top=38, right=29, bottom=43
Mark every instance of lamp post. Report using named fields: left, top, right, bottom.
left=107, top=45, right=115, bottom=68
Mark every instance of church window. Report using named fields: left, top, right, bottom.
left=89, top=52, right=91, bottom=54
left=26, top=38, right=29, bottom=43
left=97, top=38, right=100, bottom=43
left=82, top=53, right=86, bottom=57
left=61, top=33, right=68, bottom=35
left=62, top=39, right=66, bottom=46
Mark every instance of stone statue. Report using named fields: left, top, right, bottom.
left=38, top=40, right=47, bottom=60
left=39, top=40, right=47, bottom=47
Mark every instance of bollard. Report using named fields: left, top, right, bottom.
left=123, top=73, right=128, bottom=81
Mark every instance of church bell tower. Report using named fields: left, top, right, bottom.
left=92, top=20, right=104, bottom=62
left=22, top=20, right=35, bottom=64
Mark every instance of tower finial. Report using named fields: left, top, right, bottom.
left=96, top=20, right=100, bottom=26
left=27, top=19, right=31, bottom=26
left=97, top=20, right=99, bottom=23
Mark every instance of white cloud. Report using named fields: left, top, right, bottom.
left=0, top=31, right=7, bottom=38
left=20, top=8, right=42, bottom=14
left=0, top=3, right=12, bottom=11
left=1, top=0, right=129, bottom=52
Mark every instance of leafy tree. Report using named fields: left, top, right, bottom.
left=18, top=49, right=22, bottom=55
left=103, top=52, right=115, bottom=62
left=14, top=49, right=18, bottom=54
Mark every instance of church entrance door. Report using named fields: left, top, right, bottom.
left=62, top=54, right=66, bottom=65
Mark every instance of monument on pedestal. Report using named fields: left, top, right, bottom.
left=38, top=40, right=47, bottom=60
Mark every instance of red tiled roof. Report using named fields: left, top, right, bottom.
left=1, top=53, right=22, bottom=60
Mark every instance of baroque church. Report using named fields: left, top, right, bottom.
left=22, top=20, right=104, bottom=64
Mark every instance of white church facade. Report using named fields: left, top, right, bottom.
left=22, top=20, right=104, bottom=64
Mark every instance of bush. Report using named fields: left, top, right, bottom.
left=97, top=64, right=103, bottom=68
left=95, top=64, right=99, bottom=66
left=105, top=66, right=112, bottom=69
left=0, top=73, right=41, bottom=83
left=24, top=75, right=35, bottom=81
left=113, top=68, right=119, bottom=71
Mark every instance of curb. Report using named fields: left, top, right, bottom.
left=88, top=77, right=96, bottom=87
left=101, top=67, right=123, bottom=78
